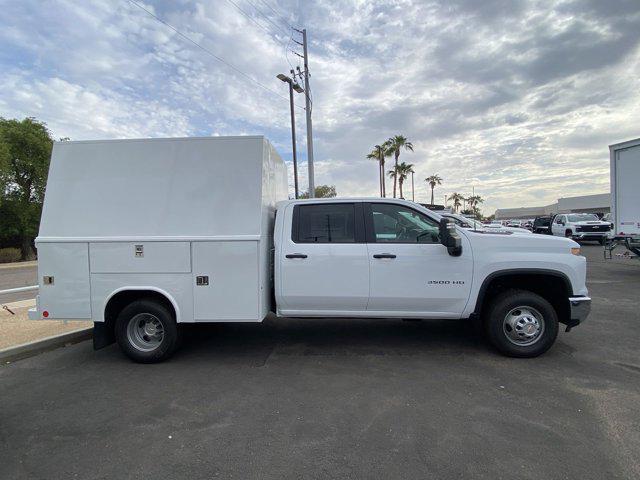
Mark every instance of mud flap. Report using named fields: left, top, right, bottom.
left=93, top=321, right=115, bottom=350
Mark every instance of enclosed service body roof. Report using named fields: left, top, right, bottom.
left=38, top=136, right=287, bottom=240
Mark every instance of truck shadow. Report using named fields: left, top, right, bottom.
left=175, top=315, right=486, bottom=362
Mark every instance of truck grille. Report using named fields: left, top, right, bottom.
left=576, top=225, right=609, bottom=232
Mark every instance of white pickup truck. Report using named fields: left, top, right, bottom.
left=550, top=213, right=611, bottom=244
left=30, top=136, right=591, bottom=362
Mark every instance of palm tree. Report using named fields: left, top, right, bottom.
left=466, top=195, right=484, bottom=217
left=386, top=135, right=413, bottom=198
left=449, top=192, right=464, bottom=213
left=466, top=195, right=483, bottom=210
left=425, top=174, right=442, bottom=205
left=388, top=162, right=414, bottom=199
left=366, top=143, right=392, bottom=197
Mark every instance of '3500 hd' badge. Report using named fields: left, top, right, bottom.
left=428, top=280, right=465, bottom=285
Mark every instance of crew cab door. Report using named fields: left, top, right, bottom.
left=277, top=202, right=369, bottom=314
left=365, top=203, right=473, bottom=318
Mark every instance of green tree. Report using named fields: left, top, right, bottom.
left=299, top=185, right=337, bottom=199
left=0, top=117, right=54, bottom=259
left=386, top=135, right=413, bottom=198
left=388, top=162, right=414, bottom=199
left=425, top=174, right=442, bottom=205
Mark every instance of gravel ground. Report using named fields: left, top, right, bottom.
left=0, top=244, right=638, bottom=480
left=0, top=301, right=91, bottom=350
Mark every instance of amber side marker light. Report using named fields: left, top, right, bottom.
left=571, top=247, right=581, bottom=256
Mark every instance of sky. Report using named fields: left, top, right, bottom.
left=1, top=0, right=639, bottom=215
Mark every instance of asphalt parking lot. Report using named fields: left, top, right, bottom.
left=1, top=245, right=639, bottom=479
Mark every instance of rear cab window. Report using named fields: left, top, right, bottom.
left=292, top=203, right=363, bottom=243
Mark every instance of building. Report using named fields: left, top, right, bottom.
left=494, top=193, right=610, bottom=220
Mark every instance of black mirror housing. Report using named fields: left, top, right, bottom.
left=439, top=218, right=462, bottom=256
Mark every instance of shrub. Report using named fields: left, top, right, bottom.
left=0, top=247, right=21, bottom=263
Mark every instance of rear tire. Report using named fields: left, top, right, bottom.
left=115, top=299, right=180, bottom=363
left=484, top=289, right=559, bottom=358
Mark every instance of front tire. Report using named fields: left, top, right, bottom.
left=115, top=299, right=180, bottom=363
left=484, top=289, right=559, bottom=358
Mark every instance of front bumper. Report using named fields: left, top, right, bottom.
left=566, top=296, right=591, bottom=329
left=572, top=232, right=607, bottom=240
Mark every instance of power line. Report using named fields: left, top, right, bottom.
left=126, top=0, right=302, bottom=109
left=257, top=0, right=294, bottom=30
left=244, top=0, right=289, bottom=37
left=225, top=0, right=286, bottom=46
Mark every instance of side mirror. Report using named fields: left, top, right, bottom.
left=439, top=218, right=462, bottom=257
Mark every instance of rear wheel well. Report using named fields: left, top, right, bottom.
left=104, top=290, right=176, bottom=334
left=476, top=273, right=570, bottom=324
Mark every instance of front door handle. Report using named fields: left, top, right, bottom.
left=373, top=253, right=396, bottom=259
left=286, top=253, right=308, bottom=259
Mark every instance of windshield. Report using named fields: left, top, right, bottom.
left=568, top=214, right=599, bottom=222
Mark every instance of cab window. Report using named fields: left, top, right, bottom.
left=293, top=203, right=356, bottom=243
left=370, top=204, right=440, bottom=243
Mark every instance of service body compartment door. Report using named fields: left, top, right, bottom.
left=37, top=242, right=91, bottom=319
left=192, top=241, right=261, bottom=321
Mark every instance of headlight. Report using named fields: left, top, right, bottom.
left=571, top=247, right=581, bottom=256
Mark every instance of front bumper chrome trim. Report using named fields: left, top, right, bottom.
left=568, top=296, right=591, bottom=324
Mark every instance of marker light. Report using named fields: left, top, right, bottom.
left=571, top=247, right=581, bottom=256
left=42, top=310, right=49, bottom=318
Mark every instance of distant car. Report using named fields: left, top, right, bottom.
left=551, top=213, right=611, bottom=244
left=532, top=216, right=553, bottom=235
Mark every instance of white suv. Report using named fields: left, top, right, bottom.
left=551, top=213, right=611, bottom=244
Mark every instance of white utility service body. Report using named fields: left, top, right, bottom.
left=30, top=136, right=287, bottom=325
left=31, top=136, right=591, bottom=361
left=609, top=138, right=640, bottom=256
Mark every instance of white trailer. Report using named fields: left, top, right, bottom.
left=609, top=138, right=640, bottom=257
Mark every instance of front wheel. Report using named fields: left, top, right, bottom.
left=484, top=289, right=559, bottom=357
left=115, top=299, right=180, bottom=363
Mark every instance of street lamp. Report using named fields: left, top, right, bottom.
left=277, top=73, right=303, bottom=199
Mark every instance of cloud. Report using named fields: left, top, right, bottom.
left=1, top=0, right=639, bottom=214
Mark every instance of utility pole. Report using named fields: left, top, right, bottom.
left=411, top=171, right=415, bottom=202
left=294, top=28, right=315, bottom=197
left=277, top=73, right=304, bottom=198
left=287, top=79, right=299, bottom=199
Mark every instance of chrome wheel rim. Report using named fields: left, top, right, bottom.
left=502, top=306, right=545, bottom=346
left=126, top=313, right=164, bottom=352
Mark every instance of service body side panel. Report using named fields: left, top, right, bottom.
left=192, top=241, right=262, bottom=321
left=90, top=273, right=194, bottom=323
left=90, top=242, right=191, bottom=273
left=37, top=242, right=91, bottom=319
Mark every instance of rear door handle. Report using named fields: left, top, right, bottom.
left=286, top=253, right=308, bottom=259
left=373, top=253, right=396, bottom=259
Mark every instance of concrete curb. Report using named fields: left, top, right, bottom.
left=0, top=327, right=92, bottom=363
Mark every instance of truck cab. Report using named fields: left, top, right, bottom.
left=273, top=198, right=590, bottom=359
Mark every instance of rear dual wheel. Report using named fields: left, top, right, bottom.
left=115, top=299, right=180, bottom=363
left=484, top=289, right=559, bottom=358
